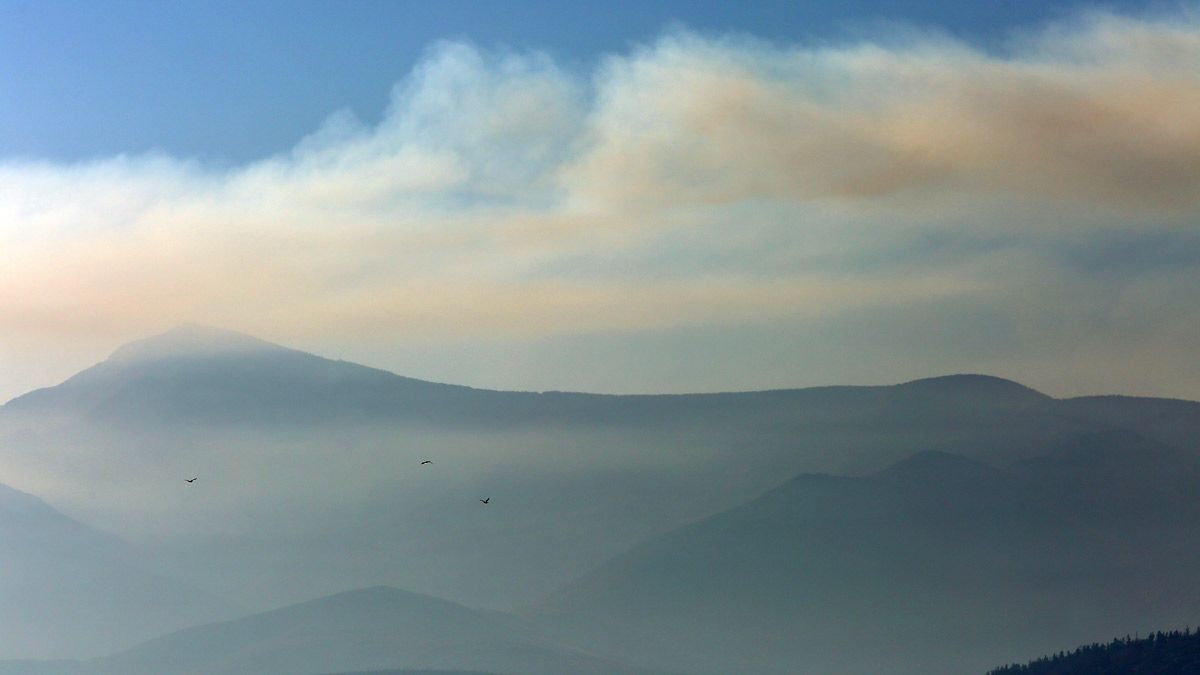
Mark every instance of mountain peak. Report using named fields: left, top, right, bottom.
left=894, top=374, right=1050, bottom=401
left=107, top=324, right=287, bottom=364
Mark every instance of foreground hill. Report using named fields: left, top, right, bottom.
left=0, top=481, right=233, bottom=659
left=0, top=586, right=649, bottom=675
left=529, top=431, right=1200, bottom=674
left=988, top=628, right=1200, bottom=674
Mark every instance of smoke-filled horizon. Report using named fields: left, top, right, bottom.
left=3, top=6, right=1200, bottom=401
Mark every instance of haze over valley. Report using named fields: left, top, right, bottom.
left=0, top=325, right=1197, bottom=673
left=3, top=0, right=1199, bottom=672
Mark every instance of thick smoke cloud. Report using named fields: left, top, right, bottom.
left=1, top=9, right=1199, bottom=399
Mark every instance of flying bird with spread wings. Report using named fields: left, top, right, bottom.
left=479, top=498, right=490, bottom=504
left=185, top=478, right=197, bottom=483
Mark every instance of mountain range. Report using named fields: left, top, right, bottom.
left=0, top=586, right=648, bottom=675
left=0, top=480, right=233, bottom=659
left=0, top=324, right=1197, bottom=672
left=529, top=431, right=1200, bottom=674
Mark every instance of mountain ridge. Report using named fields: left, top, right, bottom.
left=107, top=323, right=287, bottom=363
left=5, top=324, right=1087, bottom=408
left=25, top=585, right=655, bottom=675
left=0, top=478, right=236, bottom=660
left=528, top=430, right=1200, bottom=674
left=1, top=324, right=1197, bottom=630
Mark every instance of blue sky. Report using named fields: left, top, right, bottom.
left=0, top=0, right=1164, bottom=162
left=1, top=0, right=1198, bottom=402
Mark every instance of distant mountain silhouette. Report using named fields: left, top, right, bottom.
left=987, top=627, right=1200, bottom=674
left=107, top=323, right=282, bottom=363
left=8, top=326, right=1194, bottom=449
left=528, top=430, right=1200, bottom=674
left=0, top=481, right=234, bottom=659
left=1, top=325, right=1134, bottom=436
left=0, top=324, right=1197, bottom=659
left=3, top=586, right=653, bottom=675
left=3, top=324, right=482, bottom=426
left=891, top=373, right=1051, bottom=405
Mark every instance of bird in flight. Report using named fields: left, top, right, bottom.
left=479, top=498, right=490, bottom=504
left=185, top=478, right=197, bottom=483
left=420, top=460, right=432, bottom=465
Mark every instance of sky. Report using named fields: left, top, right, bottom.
left=1, top=0, right=1199, bottom=401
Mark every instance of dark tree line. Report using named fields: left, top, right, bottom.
left=988, top=627, right=1200, bottom=674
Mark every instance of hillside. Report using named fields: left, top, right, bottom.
left=988, top=628, right=1200, bottom=674
left=1, top=586, right=651, bottom=675
left=0, top=481, right=234, bottom=659
left=0, top=325, right=1197, bottom=661
left=528, top=431, right=1200, bottom=674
